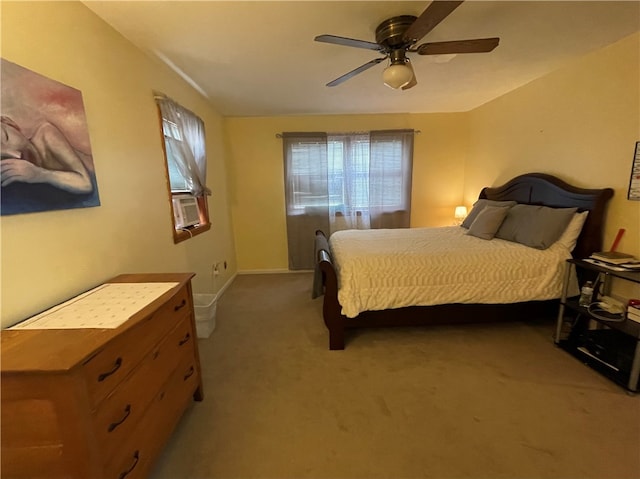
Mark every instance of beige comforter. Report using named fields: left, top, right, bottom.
left=330, top=226, right=577, bottom=318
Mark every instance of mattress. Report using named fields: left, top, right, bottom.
left=329, top=226, right=578, bottom=318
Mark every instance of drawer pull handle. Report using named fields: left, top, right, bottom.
left=178, top=332, right=191, bottom=346
left=108, top=404, right=132, bottom=432
left=118, top=450, right=139, bottom=479
left=184, top=366, right=195, bottom=381
left=174, top=299, right=187, bottom=311
left=97, top=357, right=122, bottom=382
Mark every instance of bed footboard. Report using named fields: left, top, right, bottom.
left=314, top=230, right=346, bottom=350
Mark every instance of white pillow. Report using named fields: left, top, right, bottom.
left=554, top=211, right=589, bottom=251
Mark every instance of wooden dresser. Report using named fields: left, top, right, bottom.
left=1, top=273, right=203, bottom=479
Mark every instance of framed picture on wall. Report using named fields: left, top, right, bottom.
left=0, top=58, right=101, bottom=215
left=629, top=141, right=640, bottom=201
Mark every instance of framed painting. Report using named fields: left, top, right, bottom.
left=1, top=59, right=100, bottom=215
left=629, top=141, right=640, bottom=201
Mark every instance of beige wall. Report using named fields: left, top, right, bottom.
left=1, top=2, right=237, bottom=328
left=466, top=32, right=640, bottom=257
left=225, top=114, right=468, bottom=271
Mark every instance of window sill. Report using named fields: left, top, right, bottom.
left=173, top=222, right=210, bottom=244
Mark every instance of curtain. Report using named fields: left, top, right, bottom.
left=369, top=129, right=413, bottom=229
left=156, top=95, right=210, bottom=196
left=283, top=132, right=330, bottom=270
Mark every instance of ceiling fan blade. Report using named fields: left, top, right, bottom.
left=416, top=37, right=500, bottom=55
left=315, top=34, right=383, bottom=51
left=402, top=1, right=465, bottom=44
left=326, top=57, right=387, bottom=87
left=401, top=61, right=417, bottom=90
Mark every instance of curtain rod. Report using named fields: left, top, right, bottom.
left=275, top=130, right=420, bottom=138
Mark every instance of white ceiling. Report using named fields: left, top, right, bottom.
left=83, top=1, right=640, bottom=117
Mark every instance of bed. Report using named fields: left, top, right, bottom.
left=314, top=173, right=614, bottom=350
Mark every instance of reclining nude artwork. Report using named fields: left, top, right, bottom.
left=0, top=58, right=100, bottom=215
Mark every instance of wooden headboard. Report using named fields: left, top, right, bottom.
left=479, top=173, right=614, bottom=259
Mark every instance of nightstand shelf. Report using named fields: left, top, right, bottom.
left=554, top=259, right=640, bottom=393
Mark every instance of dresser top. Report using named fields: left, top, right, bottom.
left=1, top=273, right=194, bottom=373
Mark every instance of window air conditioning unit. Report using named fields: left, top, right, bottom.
left=172, top=195, right=200, bottom=229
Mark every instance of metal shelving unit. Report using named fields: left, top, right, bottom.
left=555, top=259, right=640, bottom=393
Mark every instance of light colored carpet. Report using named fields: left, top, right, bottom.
left=150, top=273, right=639, bottom=479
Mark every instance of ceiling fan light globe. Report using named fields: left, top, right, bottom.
left=382, top=64, right=413, bottom=89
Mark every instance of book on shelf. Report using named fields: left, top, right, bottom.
left=583, top=258, right=640, bottom=272
left=627, top=307, right=640, bottom=323
left=590, top=251, right=637, bottom=265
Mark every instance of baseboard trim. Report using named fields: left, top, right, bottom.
left=198, top=273, right=236, bottom=300
left=194, top=269, right=309, bottom=298
left=238, top=269, right=313, bottom=275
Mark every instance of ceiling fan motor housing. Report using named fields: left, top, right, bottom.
left=375, top=15, right=417, bottom=49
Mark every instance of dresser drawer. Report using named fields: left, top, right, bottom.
left=81, top=285, right=192, bottom=408
left=92, top=314, right=196, bottom=462
left=106, top=355, right=200, bottom=479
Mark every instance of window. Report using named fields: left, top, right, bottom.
left=282, top=129, right=413, bottom=269
left=155, top=94, right=211, bottom=243
left=285, top=130, right=413, bottom=223
left=162, top=118, right=190, bottom=192
left=288, top=137, right=328, bottom=210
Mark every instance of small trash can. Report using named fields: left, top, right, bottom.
left=193, top=293, right=217, bottom=338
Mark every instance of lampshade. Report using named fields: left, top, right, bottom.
left=382, top=63, right=414, bottom=89
left=454, top=206, right=468, bottom=220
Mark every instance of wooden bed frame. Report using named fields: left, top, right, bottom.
left=314, top=172, right=614, bottom=350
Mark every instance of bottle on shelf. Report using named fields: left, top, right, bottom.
left=579, top=281, right=594, bottom=307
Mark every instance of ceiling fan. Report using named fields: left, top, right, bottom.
left=314, top=0, right=499, bottom=90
